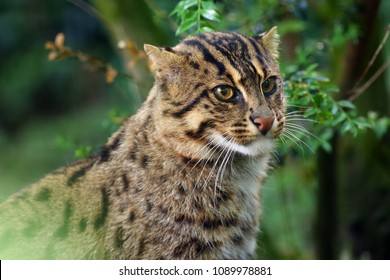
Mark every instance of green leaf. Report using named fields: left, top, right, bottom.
left=333, top=112, right=346, bottom=125
left=371, top=117, right=390, bottom=138
left=353, top=117, right=370, bottom=130
left=318, top=110, right=334, bottom=123
left=74, top=145, right=92, bottom=159
left=201, top=1, right=218, bottom=11
left=176, top=13, right=198, bottom=35
left=306, top=63, right=318, bottom=73
left=304, top=107, right=318, bottom=118
left=199, top=26, right=215, bottom=33
left=331, top=104, right=338, bottom=115
left=201, top=1, right=221, bottom=22
left=182, top=0, right=198, bottom=10
left=312, top=93, right=325, bottom=105
left=201, top=8, right=220, bottom=22
left=171, top=0, right=222, bottom=35
left=338, top=100, right=355, bottom=110
left=172, top=0, right=197, bottom=13
left=320, top=140, right=332, bottom=153
left=340, top=122, right=352, bottom=134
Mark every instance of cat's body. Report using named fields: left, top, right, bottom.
left=0, top=28, right=285, bottom=259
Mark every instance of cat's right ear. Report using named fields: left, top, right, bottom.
left=254, top=26, right=280, bottom=60
left=144, top=44, right=182, bottom=74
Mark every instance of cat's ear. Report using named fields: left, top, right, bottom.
left=144, top=44, right=182, bottom=73
left=254, top=26, right=280, bottom=60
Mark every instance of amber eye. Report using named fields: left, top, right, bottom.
left=214, top=86, right=236, bottom=101
left=262, top=77, right=277, bottom=96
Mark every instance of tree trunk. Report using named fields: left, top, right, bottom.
left=315, top=0, right=381, bottom=259
left=315, top=136, right=338, bottom=259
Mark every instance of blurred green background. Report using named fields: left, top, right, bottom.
left=0, top=0, right=389, bottom=259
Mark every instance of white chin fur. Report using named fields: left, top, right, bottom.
left=210, top=133, right=275, bottom=156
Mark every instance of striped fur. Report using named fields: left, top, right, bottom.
left=0, top=27, right=285, bottom=259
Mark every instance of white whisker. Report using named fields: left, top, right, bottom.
left=284, top=123, right=322, bottom=143
left=214, top=141, right=235, bottom=206
left=282, top=128, right=313, bottom=153
left=286, top=104, right=310, bottom=109
left=178, top=134, right=210, bottom=174
left=192, top=131, right=230, bottom=194
left=194, top=139, right=222, bottom=189
left=202, top=141, right=229, bottom=201
left=285, top=117, right=321, bottom=125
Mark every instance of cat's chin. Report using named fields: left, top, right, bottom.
left=210, top=133, right=275, bottom=157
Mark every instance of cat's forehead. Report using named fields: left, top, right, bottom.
left=188, top=32, right=248, bottom=50
left=176, top=32, right=267, bottom=59
left=173, top=31, right=277, bottom=79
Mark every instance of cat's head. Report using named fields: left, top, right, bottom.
left=145, top=27, right=285, bottom=158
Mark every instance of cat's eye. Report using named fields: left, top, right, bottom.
left=262, top=77, right=277, bottom=96
left=214, top=86, right=236, bottom=102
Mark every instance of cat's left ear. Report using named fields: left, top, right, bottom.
left=144, top=44, right=182, bottom=73
left=254, top=26, right=280, bottom=60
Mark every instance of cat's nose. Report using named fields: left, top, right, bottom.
left=251, top=116, right=275, bottom=135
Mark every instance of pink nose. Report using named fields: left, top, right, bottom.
left=253, top=116, right=275, bottom=134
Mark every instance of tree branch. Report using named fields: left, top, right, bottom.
left=348, top=25, right=390, bottom=101
left=349, top=59, right=390, bottom=102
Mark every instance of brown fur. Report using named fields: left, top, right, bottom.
left=0, top=28, right=285, bottom=259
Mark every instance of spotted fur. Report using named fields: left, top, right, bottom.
left=0, top=27, right=285, bottom=259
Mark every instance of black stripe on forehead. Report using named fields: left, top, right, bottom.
left=234, top=34, right=265, bottom=84
left=215, top=33, right=265, bottom=84
left=182, top=39, right=226, bottom=75
left=247, top=36, right=268, bottom=66
left=193, top=33, right=262, bottom=85
left=245, top=35, right=275, bottom=81
left=197, top=33, right=244, bottom=76
left=229, top=33, right=250, bottom=55
left=200, top=32, right=248, bottom=62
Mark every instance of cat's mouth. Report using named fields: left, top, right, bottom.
left=209, top=132, right=276, bottom=157
left=206, top=114, right=285, bottom=157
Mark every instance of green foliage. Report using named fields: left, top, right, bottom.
left=171, top=0, right=221, bottom=35
left=282, top=59, right=389, bottom=153
left=282, top=40, right=390, bottom=153
left=55, top=133, right=93, bottom=159
left=330, top=23, right=360, bottom=47
left=102, top=109, right=128, bottom=133
left=366, top=111, right=390, bottom=138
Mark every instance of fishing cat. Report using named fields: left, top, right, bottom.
left=0, top=27, right=285, bottom=259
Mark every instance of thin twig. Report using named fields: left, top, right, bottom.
left=349, top=59, right=390, bottom=101
left=348, top=25, right=390, bottom=100
left=353, top=25, right=389, bottom=88
left=46, top=33, right=134, bottom=83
